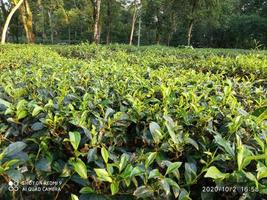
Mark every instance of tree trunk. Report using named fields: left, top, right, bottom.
left=167, top=33, right=171, bottom=46
left=156, top=30, right=160, bottom=45
left=129, top=1, right=137, bottom=45
left=187, top=19, right=194, bottom=46
left=155, top=6, right=161, bottom=45
left=1, top=0, right=24, bottom=44
left=16, top=14, right=19, bottom=42
left=106, top=0, right=112, bottom=44
left=19, top=0, right=34, bottom=43
left=42, top=6, right=46, bottom=43
left=92, top=0, right=101, bottom=44
left=167, top=10, right=176, bottom=46
left=37, top=0, right=46, bottom=43
left=137, top=13, right=141, bottom=47
left=187, top=0, right=197, bottom=46
left=80, top=24, right=83, bottom=39
left=48, top=10, right=53, bottom=44
left=68, top=26, right=71, bottom=44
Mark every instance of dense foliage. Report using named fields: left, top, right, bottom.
left=1, top=0, right=267, bottom=48
left=0, top=44, right=266, bottom=199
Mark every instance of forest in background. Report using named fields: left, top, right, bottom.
left=0, top=0, right=267, bottom=49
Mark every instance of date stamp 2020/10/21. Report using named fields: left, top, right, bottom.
left=202, top=186, right=259, bottom=193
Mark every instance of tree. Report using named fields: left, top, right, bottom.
left=0, top=0, right=266, bottom=48
left=91, top=0, right=101, bottom=44
left=187, top=0, right=218, bottom=46
left=106, top=0, right=112, bottom=44
left=1, top=0, right=24, bottom=44
left=0, top=0, right=8, bottom=34
left=19, top=0, right=35, bottom=43
left=129, top=0, right=141, bottom=45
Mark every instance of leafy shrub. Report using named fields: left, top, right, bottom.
left=0, top=44, right=266, bottom=199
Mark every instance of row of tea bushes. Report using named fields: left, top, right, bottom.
left=0, top=44, right=266, bottom=200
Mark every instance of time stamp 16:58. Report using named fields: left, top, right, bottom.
left=202, top=186, right=259, bottom=193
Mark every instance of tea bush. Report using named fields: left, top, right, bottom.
left=0, top=44, right=266, bottom=200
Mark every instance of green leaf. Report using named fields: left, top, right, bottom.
left=119, top=153, right=129, bottom=172
left=70, top=158, right=88, bottom=179
left=6, top=169, right=23, bottom=181
left=184, top=163, right=197, bottom=184
left=252, top=106, right=267, bottom=117
left=204, top=166, right=229, bottom=180
left=104, top=107, right=115, bottom=120
left=130, top=166, right=144, bottom=177
left=256, top=110, right=267, bottom=124
left=187, top=138, right=199, bottom=150
left=214, top=134, right=235, bottom=157
left=254, top=135, right=265, bottom=152
left=163, top=115, right=175, bottom=127
left=236, top=135, right=244, bottom=171
left=17, top=110, right=27, bottom=120
left=69, top=131, right=81, bottom=151
left=0, top=166, right=5, bottom=174
left=31, top=122, right=44, bottom=131
left=133, top=186, right=154, bottom=199
left=16, top=99, right=27, bottom=110
left=145, top=152, right=157, bottom=169
left=120, top=164, right=133, bottom=179
left=236, top=135, right=253, bottom=170
left=87, top=148, right=97, bottom=163
left=161, top=178, right=171, bottom=195
left=16, top=100, right=28, bottom=120
left=101, top=146, right=109, bottom=164
left=36, top=158, right=51, bottom=172
left=149, top=122, right=163, bottom=144
left=94, top=168, right=112, bottom=182
left=179, top=188, right=191, bottom=200
left=61, top=164, right=71, bottom=177
left=0, top=98, right=11, bottom=108
left=110, top=181, right=119, bottom=195
left=5, top=142, right=27, bottom=157
left=165, top=178, right=179, bottom=189
left=106, top=163, right=114, bottom=175
left=245, top=172, right=258, bottom=188
left=257, top=162, right=267, bottom=180
left=165, top=162, right=182, bottom=175
left=166, top=123, right=178, bottom=144
left=148, top=169, right=161, bottom=179
left=2, top=159, right=19, bottom=168
left=32, top=105, right=43, bottom=116
left=79, top=186, right=94, bottom=194
left=71, top=194, right=79, bottom=200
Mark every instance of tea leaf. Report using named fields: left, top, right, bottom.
left=69, top=131, right=81, bottom=151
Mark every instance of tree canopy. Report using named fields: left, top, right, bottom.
left=0, top=0, right=266, bottom=48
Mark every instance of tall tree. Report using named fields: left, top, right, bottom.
left=0, top=0, right=8, bottom=20
left=129, top=0, right=141, bottom=45
left=129, top=0, right=137, bottom=45
left=19, top=0, right=35, bottom=43
left=1, top=0, right=24, bottom=44
left=91, top=0, right=101, bottom=44
left=0, top=0, right=8, bottom=34
left=106, top=0, right=112, bottom=44
left=187, top=0, right=218, bottom=46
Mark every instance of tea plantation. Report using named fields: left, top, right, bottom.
left=0, top=44, right=266, bottom=200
